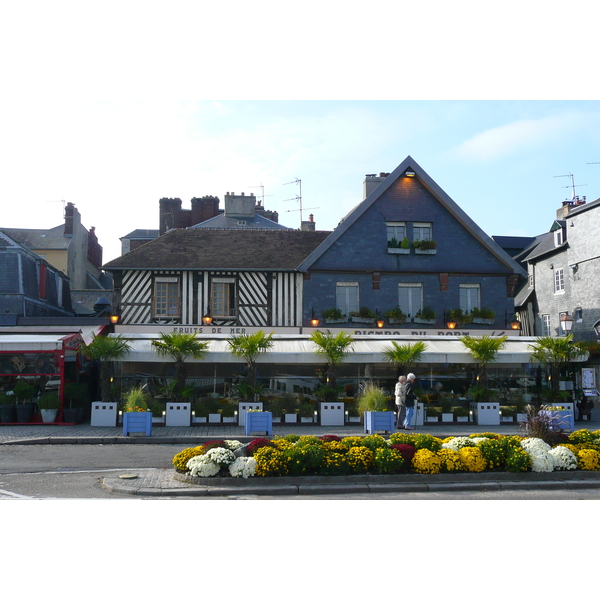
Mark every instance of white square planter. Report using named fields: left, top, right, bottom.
left=441, top=413, right=454, bottom=423
left=319, top=402, right=345, bottom=426
left=300, top=417, right=314, bottom=423
left=192, top=416, right=208, bottom=423
left=470, top=402, right=500, bottom=426
left=501, top=416, right=514, bottom=423
left=165, top=402, right=191, bottom=426
left=238, top=402, right=263, bottom=426
left=284, top=414, right=297, bottom=423
left=272, top=417, right=282, bottom=423
left=222, top=417, right=236, bottom=423
left=91, top=402, right=118, bottom=427
left=456, top=416, right=469, bottom=423
left=208, top=413, right=221, bottom=423
left=426, top=416, right=439, bottom=422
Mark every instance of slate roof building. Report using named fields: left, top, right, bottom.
left=515, top=196, right=600, bottom=341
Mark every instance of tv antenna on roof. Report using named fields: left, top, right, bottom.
left=553, top=172, right=587, bottom=200
left=248, top=183, right=272, bottom=207
left=47, top=198, right=66, bottom=216
left=283, top=178, right=305, bottom=225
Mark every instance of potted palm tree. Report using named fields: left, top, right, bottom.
left=152, top=331, right=209, bottom=426
left=227, top=330, right=274, bottom=400
left=461, top=335, right=507, bottom=426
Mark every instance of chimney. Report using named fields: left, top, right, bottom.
left=363, top=173, right=389, bottom=200
left=159, top=198, right=183, bottom=236
left=64, top=202, right=80, bottom=237
left=191, top=195, right=220, bottom=225
left=224, top=192, right=256, bottom=217
left=301, top=213, right=316, bottom=232
left=557, top=200, right=574, bottom=220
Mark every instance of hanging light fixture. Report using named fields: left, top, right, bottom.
left=202, top=314, right=213, bottom=325
left=560, top=313, right=574, bottom=333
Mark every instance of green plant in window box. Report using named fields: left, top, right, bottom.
left=349, top=307, right=376, bottom=319
left=385, top=307, right=408, bottom=323
left=414, top=306, right=436, bottom=322
left=452, top=405, right=470, bottom=417
left=447, top=308, right=472, bottom=326
left=470, top=306, right=496, bottom=320
left=401, top=236, right=410, bottom=249
left=219, top=404, right=236, bottom=418
left=322, top=307, right=346, bottom=321
left=413, top=239, right=437, bottom=250
left=387, top=237, right=400, bottom=248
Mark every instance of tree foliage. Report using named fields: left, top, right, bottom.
left=460, top=335, right=507, bottom=389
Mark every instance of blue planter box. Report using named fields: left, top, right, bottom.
left=244, top=411, right=272, bottom=436
left=541, top=410, right=574, bottom=432
left=364, top=411, right=395, bottom=434
left=123, top=412, right=153, bottom=437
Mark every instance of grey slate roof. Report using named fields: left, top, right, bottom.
left=103, top=228, right=332, bottom=271
left=120, top=229, right=159, bottom=240
left=2, top=225, right=69, bottom=250
left=190, top=213, right=289, bottom=230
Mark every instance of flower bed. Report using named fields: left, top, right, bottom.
left=171, top=430, right=600, bottom=479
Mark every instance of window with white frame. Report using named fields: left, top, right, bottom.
left=459, top=284, right=480, bottom=313
left=154, top=277, right=180, bottom=317
left=541, top=314, right=551, bottom=336
left=413, top=222, right=433, bottom=242
left=386, top=222, right=406, bottom=244
left=398, top=283, right=423, bottom=318
left=554, top=268, right=565, bottom=293
left=211, top=278, right=236, bottom=317
left=336, top=282, right=359, bottom=317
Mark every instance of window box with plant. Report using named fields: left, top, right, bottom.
left=470, top=307, right=496, bottom=325
left=413, top=306, right=436, bottom=325
left=425, top=406, right=441, bottom=422
left=385, top=307, right=408, bottom=325
left=387, top=236, right=411, bottom=254
left=322, top=307, right=347, bottom=324
left=349, top=307, right=376, bottom=324
left=447, top=308, right=472, bottom=328
left=452, top=405, right=470, bottom=422
left=500, top=405, right=516, bottom=423
left=413, top=239, right=437, bottom=254
left=220, top=403, right=237, bottom=423
left=440, top=397, right=454, bottom=422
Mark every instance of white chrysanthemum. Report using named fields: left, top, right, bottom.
left=205, top=447, right=235, bottom=465
left=470, top=437, right=489, bottom=446
left=229, top=456, right=257, bottom=478
left=225, top=440, right=244, bottom=450
left=187, top=455, right=221, bottom=477
left=521, top=437, right=552, bottom=453
left=442, top=437, right=475, bottom=451
left=549, top=446, right=578, bottom=470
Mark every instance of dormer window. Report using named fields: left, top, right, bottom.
left=551, top=221, right=566, bottom=247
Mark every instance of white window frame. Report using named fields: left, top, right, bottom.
left=413, top=222, right=433, bottom=242
left=554, top=228, right=564, bottom=247
left=211, top=277, right=236, bottom=317
left=154, top=277, right=180, bottom=317
left=541, top=314, right=551, bottom=336
left=554, top=268, right=565, bottom=293
left=398, top=283, right=423, bottom=318
left=459, top=284, right=480, bottom=313
left=336, top=282, right=359, bottom=317
left=386, top=222, right=406, bottom=244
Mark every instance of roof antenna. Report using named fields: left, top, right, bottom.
left=553, top=172, right=587, bottom=200
left=47, top=198, right=66, bottom=216
left=283, top=178, right=304, bottom=225
left=248, top=183, right=272, bottom=208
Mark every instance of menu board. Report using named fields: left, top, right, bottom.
left=582, top=368, right=596, bottom=389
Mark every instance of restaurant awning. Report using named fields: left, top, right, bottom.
left=114, top=333, right=553, bottom=365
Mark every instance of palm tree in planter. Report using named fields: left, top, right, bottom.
left=227, top=330, right=274, bottom=399
left=382, top=340, right=427, bottom=376
left=460, top=335, right=507, bottom=391
left=80, top=334, right=132, bottom=403
left=151, top=332, right=209, bottom=399
left=309, top=330, right=355, bottom=400
left=528, top=335, right=588, bottom=401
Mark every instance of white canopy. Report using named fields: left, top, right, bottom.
left=115, top=333, right=549, bottom=365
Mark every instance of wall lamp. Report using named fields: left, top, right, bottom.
left=505, top=311, right=520, bottom=330
left=110, top=314, right=120, bottom=324
left=444, top=310, right=457, bottom=329
left=405, top=170, right=415, bottom=177
left=560, top=313, right=574, bottom=334
left=310, top=308, right=320, bottom=327
left=202, top=314, right=213, bottom=325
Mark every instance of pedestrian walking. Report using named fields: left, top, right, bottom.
left=394, top=375, right=407, bottom=429
left=404, top=373, right=417, bottom=430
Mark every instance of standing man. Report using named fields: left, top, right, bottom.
left=404, top=373, right=417, bottom=430
left=394, top=375, right=407, bottom=429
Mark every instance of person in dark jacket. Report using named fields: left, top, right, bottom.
left=404, top=373, right=417, bottom=430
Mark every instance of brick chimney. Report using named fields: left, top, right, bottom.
left=557, top=196, right=586, bottom=219
left=191, top=196, right=220, bottom=225
left=301, top=214, right=316, bottom=231
left=159, top=198, right=183, bottom=235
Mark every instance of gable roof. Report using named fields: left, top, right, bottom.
left=2, top=224, right=69, bottom=250
left=103, top=228, right=331, bottom=271
left=191, top=213, right=289, bottom=230
left=297, top=155, right=527, bottom=277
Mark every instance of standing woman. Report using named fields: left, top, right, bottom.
left=394, top=375, right=407, bottom=429
left=404, top=373, right=417, bottom=430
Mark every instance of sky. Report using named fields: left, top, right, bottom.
left=2, top=99, right=599, bottom=264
